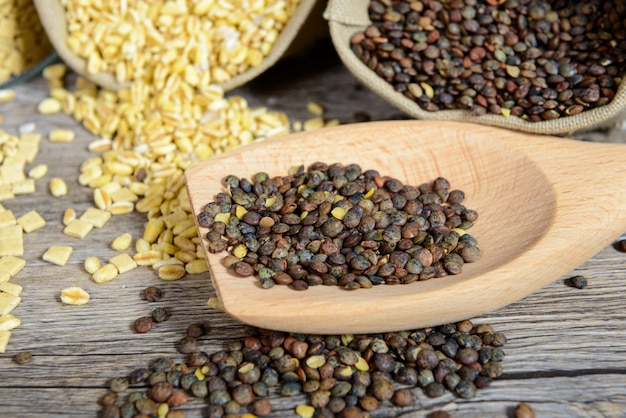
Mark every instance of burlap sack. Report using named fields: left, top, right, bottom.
left=324, top=0, right=626, bottom=135
left=34, top=0, right=325, bottom=92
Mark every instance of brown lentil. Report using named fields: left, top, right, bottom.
left=167, top=392, right=188, bottom=408
left=352, top=0, right=626, bottom=122
left=186, top=323, right=206, bottom=338
left=100, top=392, right=118, bottom=406
left=133, top=316, right=153, bottom=334
left=109, top=377, right=129, bottom=393
left=253, top=398, right=273, bottom=416
left=514, top=402, right=537, bottom=418
left=566, top=275, right=588, bottom=289
left=150, top=382, right=173, bottom=403
left=175, top=336, right=197, bottom=355
left=142, top=286, right=162, bottom=302
left=200, top=164, right=480, bottom=289
left=134, top=397, right=157, bottom=415
left=428, top=412, right=453, bottom=418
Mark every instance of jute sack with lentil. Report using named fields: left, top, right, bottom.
left=324, top=0, right=626, bottom=135
left=33, top=0, right=326, bottom=92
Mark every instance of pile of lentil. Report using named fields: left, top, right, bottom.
left=100, top=319, right=506, bottom=417
left=198, top=162, right=481, bottom=290
left=350, top=0, right=626, bottom=121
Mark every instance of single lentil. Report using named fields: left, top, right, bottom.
left=133, top=316, right=153, bottom=334
left=566, top=275, right=588, bottom=289
left=186, top=323, right=205, bottom=338
left=142, top=286, right=162, bottom=302
left=13, top=351, right=32, bottom=365
left=514, top=402, right=537, bottom=418
left=151, top=307, right=170, bottom=323
left=428, top=412, right=453, bottom=418
left=177, top=336, right=198, bottom=354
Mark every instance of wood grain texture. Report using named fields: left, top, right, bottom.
left=0, top=40, right=625, bottom=418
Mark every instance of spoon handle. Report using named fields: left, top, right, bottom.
left=511, top=136, right=625, bottom=215
left=492, top=129, right=626, bottom=251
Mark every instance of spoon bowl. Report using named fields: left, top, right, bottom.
left=185, top=121, right=626, bottom=334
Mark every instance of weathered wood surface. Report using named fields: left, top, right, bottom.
left=0, top=41, right=625, bottom=418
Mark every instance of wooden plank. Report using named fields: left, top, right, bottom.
left=0, top=40, right=625, bottom=417
left=2, top=375, right=626, bottom=417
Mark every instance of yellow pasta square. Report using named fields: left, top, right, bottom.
left=11, top=179, right=36, bottom=195
left=0, top=241, right=22, bottom=257
left=42, top=245, right=73, bottom=266
left=79, top=207, right=111, bottom=228
left=14, top=145, right=38, bottom=163
left=0, top=225, right=22, bottom=241
left=0, top=225, right=23, bottom=256
left=0, top=185, right=14, bottom=202
left=0, top=330, right=10, bottom=353
left=0, top=162, right=24, bottom=184
left=19, top=132, right=42, bottom=147
left=63, top=219, right=93, bottom=238
left=0, top=291, right=20, bottom=315
left=0, top=282, right=22, bottom=297
left=109, top=253, right=137, bottom=274
left=0, top=271, right=10, bottom=283
left=17, top=210, right=46, bottom=233
left=0, top=255, right=25, bottom=277
left=0, top=210, right=15, bottom=227
left=0, top=314, right=20, bottom=331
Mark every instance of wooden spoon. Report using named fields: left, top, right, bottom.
left=185, top=121, right=626, bottom=334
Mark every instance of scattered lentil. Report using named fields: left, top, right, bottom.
left=566, top=275, right=588, bottom=289
left=186, top=323, right=205, bottom=338
left=428, top=412, right=452, bottom=418
left=133, top=316, right=153, bottom=334
left=143, top=286, right=163, bottom=302
left=151, top=307, right=170, bottom=323
left=102, top=319, right=505, bottom=416
left=13, top=351, right=32, bottom=365
left=514, top=402, right=537, bottom=418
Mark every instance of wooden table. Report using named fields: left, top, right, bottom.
left=1, top=40, right=625, bottom=418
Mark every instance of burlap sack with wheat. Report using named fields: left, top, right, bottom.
left=324, top=0, right=626, bottom=135
left=34, top=0, right=326, bottom=92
